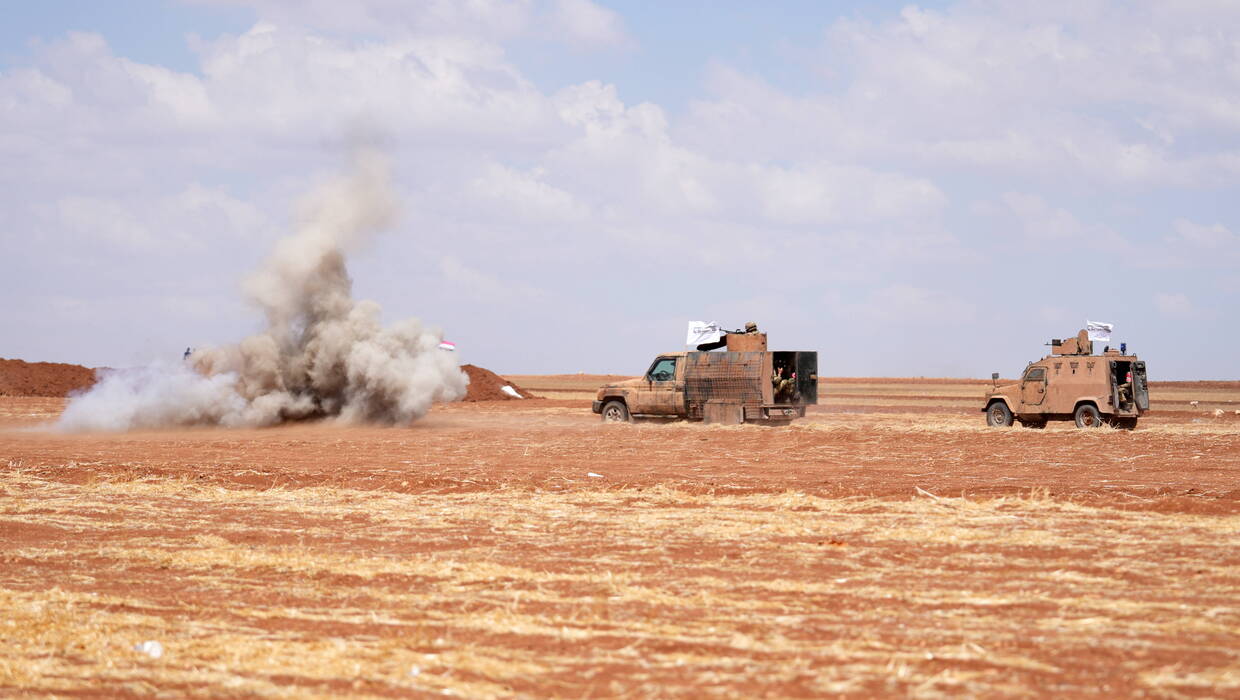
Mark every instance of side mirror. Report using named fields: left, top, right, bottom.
left=991, top=372, right=999, bottom=381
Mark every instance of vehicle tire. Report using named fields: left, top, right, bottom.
left=600, top=400, right=630, bottom=423
left=1109, top=417, right=1138, bottom=430
left=1074, top=404, right=1103, bottom=428
left=1022, top=419, right=1047, bottom=430
left=986, top=401, right=1013, bottom=427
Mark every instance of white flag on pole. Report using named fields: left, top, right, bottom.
left=686, top=321, right=724, bottom=346
left=1086, top=320, right=1113, bottom=342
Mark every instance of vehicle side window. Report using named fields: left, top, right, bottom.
left=1024, top=367, right=1046, bottom=382
left=648, top=358, right=676, bottom=382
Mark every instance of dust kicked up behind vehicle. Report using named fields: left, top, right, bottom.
left=983, top=329, right=1149, bottom=430
left=593, top=330, right=818, bottom=425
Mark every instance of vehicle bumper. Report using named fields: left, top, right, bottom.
left=746, top=405, right=806, bottom=421
left=591, top=400, right=602, bottom=414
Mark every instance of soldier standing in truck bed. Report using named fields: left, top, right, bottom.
left=773, top=364, right=796, bottom=402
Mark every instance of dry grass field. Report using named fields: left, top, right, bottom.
left=3, top=378, right=1240, bottom=697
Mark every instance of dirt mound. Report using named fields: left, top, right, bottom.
left=461, top=364, right=537, bottom=401
left=0, top=358, right=97, bottom=398
left=0, top=357, right=532, bottom=403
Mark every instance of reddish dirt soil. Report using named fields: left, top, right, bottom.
left=1149, top=379, right=1240, bottom=390
left=0, top=358, right=97, bottom=397
left=4, top=399, right=1237, bottom=512
left=824, top=376, right=1000, bottom=384
left=460, top=364, right=536, bottom=401
left=3, top=378, right=1239, bottom=697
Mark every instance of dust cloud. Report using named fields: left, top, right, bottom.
left=58, top=147, right=467, bottom=432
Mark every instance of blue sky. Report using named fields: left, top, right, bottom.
left=2, top=0, right=1237, bottom=379
left=1, top=1, right=248, bottom=72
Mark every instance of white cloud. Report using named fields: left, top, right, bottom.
left=681, top=1, right=1240, bottom=186
left=188, top=0, right=532, bottom=39
left=54, top=185, right=271, bottom=253
left=3, top=1, right=1237, bottom=377
left=1141, top=219, right=1240, bottom=269
left=997, top=192, right=1129, bottom=249
left=188, top=0, right=632, bottom=48
left=0, top=25, right=560, bottom=151
left=466, top=164, right=591, bottom=224
left=1154, top=292, right=1198, bottom=318
left=0, top=25, right=959, bottom=273
left=553, top=80, right=666, bottom=138
left=548, top=0, right=629, bottom=48
left=195, top=26, right=556, bottom=140
left=1169, top=219, right=1237, bottom=249
left=827, top=285, right=976, bottom=325
left=438, top=256, right=544, bottom=304
left=544, top=82, right=947, bottom=228
left=754, top=164, right=944, bottom=227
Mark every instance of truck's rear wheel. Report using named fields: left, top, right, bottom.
left=1074, top=404, right=1102, bottom=428
left=986, top=402, right=1013, bottom=427
left=600, top=400, right=630, bottom=423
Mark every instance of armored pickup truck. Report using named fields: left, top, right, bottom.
left=983, top=329, right=1149, bottom=429
left=593, top=338, right=817, bottom=425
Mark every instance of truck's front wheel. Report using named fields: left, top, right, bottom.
left=601, top=400, right=630, bottom=423
left=986, top=402, right=1013, bottom=427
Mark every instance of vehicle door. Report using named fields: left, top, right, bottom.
left=1020, top=367, right=1047, bottom=408
left=639, top=356, right=683, bottom=415
left=1132, top=361, right=1150, bottom=411
left=795, top=352, right=818, bottom=405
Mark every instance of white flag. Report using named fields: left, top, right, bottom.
left=1086, top=320, right=1113, bottom=342
left=686, top=321, right=724, bottom=346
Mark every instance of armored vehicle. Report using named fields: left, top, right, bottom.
left=593, top=333, right=818, bottom=425
left=983, top=330, right=1149, bottom=429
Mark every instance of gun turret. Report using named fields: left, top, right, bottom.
left=1051, top=329, right=1093, bottom=356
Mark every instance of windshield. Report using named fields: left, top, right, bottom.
left=647, top=358, right=676, bottom=382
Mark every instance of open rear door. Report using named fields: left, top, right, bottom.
left=1133, top=361, right=1150, bottom=411
left=796, top=352, right=818, bottom=405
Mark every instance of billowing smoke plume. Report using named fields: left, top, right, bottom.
left=59, top=147, right=467, bottom=432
